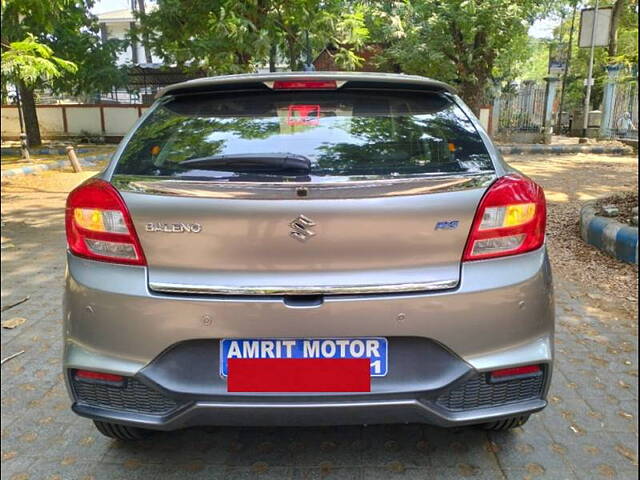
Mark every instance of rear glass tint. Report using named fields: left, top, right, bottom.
left=114, top=90, right=493, bottom=181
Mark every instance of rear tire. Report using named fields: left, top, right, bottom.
left=481, top=414, right=530, bottom=431
left=93, top=420, right=152, bottom=440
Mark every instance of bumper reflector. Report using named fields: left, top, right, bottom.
left=227, top=358, right=371, bottom=393
left=490, top=365, right=541, bottom=380
left=75, top=369, right=124, bottom=383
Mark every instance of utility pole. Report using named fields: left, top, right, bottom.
left=557, top=1, right=578, bottom=133
left=582, top=0, right=600, bottom=138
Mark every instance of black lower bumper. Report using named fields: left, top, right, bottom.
left=69, top=338, right=549, bottom=429
left=72, top=397, right=547, bottom=429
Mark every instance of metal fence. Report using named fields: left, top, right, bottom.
left=601, top=81, right=638, bottom=140
left=492, top=83, right=547, bottom=142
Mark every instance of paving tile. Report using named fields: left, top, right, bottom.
left=417, top=427, right=498, bottom=470
left=362, top=465, right=505, bottom=479
left=360, top=424, right=430, bottom=467
left=1, top=163, right=638, bottom=480
left=503, top=466, right=578, bottom=479
left=291, top=467, right=362, bottom=479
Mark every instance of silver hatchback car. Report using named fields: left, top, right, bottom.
left=63, top=72, right=554, bottom=440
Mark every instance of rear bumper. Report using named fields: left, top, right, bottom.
left=68, top=337, right=549, bottom=428
left=63, top=247, right=554, bottom=427
left=72, top=397, right=547, bottom=429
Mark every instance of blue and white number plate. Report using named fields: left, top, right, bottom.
left=220, top=337, right=388, bottom=377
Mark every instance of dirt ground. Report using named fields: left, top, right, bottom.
left=2, top=153, right=637, bottom=317
left=594, top=192, right=638, bottom=226
left=1, top=153, right=638, bottom=479
left=0, top=146, right=116, bottom=170
left=506, top=153, right=638, bottom=324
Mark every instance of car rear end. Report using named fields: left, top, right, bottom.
left=62, top=73, right=554, bottom=435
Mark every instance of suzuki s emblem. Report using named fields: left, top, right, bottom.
left=289, top=215, right=316, bottom=242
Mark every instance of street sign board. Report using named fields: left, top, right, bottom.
left=548, top=42, right=568, bottom=75
left=578, top=7, right=612, bottom=48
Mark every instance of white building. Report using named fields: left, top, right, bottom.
left=97, top=5, right=162, bottom=66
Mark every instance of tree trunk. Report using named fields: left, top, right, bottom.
left=18, top=81, right=41, bottom=147
left=136, top=0, right=153, bottom=63
left=608, top=0, right=626, bottom=57
left=269, top=43, right=277, bottom=72
left=236, top=52, right=252, bottom=71
left=287, top=36, right=299, bottom=71
left=459, top=80, right=485, bottom=116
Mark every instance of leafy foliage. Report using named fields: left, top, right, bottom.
left=516, top=38, right=554, bottom=82
left=366, top=0, right=555, bottom=112
left=135, top=0, right=370, bottom=73
left=1, top=0, right=126, bottom=145
left=45, top=1, right=127, bottom=96
left=552, top=0, right=638, bottom=113
left=1, top=34, right=77, bottom=86
left=1, top=0, right=126, bottom=95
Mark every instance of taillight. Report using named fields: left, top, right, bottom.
left=65, top=178, right=146, bottom=265
left=463, top=174, right=546, bottom=261
left=272, top=80, right=338, bottom=90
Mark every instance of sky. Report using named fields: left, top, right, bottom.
left=529, top=17, right=562, bottom=39
left=91, top=0, right=560, bottom=39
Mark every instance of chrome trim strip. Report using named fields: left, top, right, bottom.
left=148, top=279, right=459, bottom=296
left=112, top=173, right=496, bottom=199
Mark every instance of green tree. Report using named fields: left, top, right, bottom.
left=2, top=0, right=69, bottom=145
left=368, top=0, right=555, bottom=113
left=552, top=0, right=638, bottom=114
left=1, top=35, right=77, bottom=143
left=1, top=0, right=126, bottom=145
left=517, top=38, right=554, bottom=83
left=45, top=2, right=127, bottom=99
left=1, top=34, right=77, bottom=85
left=135, top=0, right=369, bottom=74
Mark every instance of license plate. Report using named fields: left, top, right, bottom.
left=220, top=337, right=388, bottom=377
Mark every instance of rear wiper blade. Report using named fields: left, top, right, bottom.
left=179, top=153, right=311, bottom=174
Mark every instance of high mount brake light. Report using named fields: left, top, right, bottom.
left=463, top=174, right=546, bottom=261
left=272, top=80, right=338, bottom=90
left=65, top=179, right=146, bottom=265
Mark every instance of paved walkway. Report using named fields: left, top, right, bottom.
left=1, top=156, right=638, bottom=480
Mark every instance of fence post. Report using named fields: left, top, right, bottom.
left=542, top=77, right=559, bottom=144
left=19, top=133, right=30, bottom=162
left=65, top=146, right=83, bottom=173
left=600, top=64, right=622, bottom=138
left=491, top=92, right=501, bottom=138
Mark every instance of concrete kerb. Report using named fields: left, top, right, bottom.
left=1, top=146, right=90, bottom=156
left=498, top=144, right=634, bottom=155
left=1, top=153, right=111, bottom=179
left=1, top=144, right=632, bottom=179
left=580, top=200, right=639, bottom=265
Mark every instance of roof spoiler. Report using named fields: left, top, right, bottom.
left=156, top=72, right=456, bottom=99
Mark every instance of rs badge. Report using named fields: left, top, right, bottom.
left=435, top=220, right=460, bottom=230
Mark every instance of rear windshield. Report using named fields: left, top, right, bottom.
left=114, top=90, right=493, bottom=182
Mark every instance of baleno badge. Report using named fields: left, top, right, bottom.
left=289, top=215, right=316, bottom=242
left=145, top=223, right=202, bottom=233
